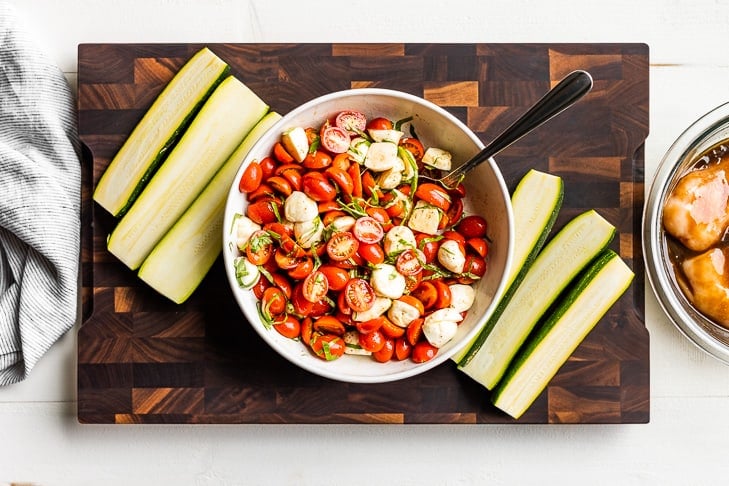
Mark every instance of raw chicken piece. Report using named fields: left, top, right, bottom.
left=663, top=160, right=729, bottom=252
left=682, top=247, right=729, bottom=327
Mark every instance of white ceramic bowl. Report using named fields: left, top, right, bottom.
left=223, top=88, right=514, bottom=383
left=644, top=101, right=729, bottom=364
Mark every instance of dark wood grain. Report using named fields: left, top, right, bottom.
left=77, top=43, right=649, bottom=424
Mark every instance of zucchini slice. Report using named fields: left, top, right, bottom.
left=458, top=209, right=615, bottom=389
left=107, top=76, right=269, bottom=270
left=93, top=47, right=230, bottom=217
left=452, top=169, right=563, bottom=363
left=492, top=249, right=634, bottom=419
left=138, top=111, right=281, bottom=304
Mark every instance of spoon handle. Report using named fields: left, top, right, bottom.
left=442, top=70, right=593, bottom=187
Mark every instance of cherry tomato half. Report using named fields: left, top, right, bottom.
left=367, top=117, right=393, bottom=131
left=456, top=215, right=488, bottom=239
left=239, top=161, right=263, bottom=193
left=415, top=183, right=451, bottom=212
left=273, top=315, right=301, bottom=339
left=310, top=333, right=346, bottom=361
left=327, top=231, right=359, bottom=261
left=335, top=110, right=367, bottom=135
left=245, top=230, right=273, bottom=266
left=400, top=137, right=424, bottom=161
left=411, top=341, right=439, bottom=363
left=302, top=270, right=329, bottom=303
left=358, top=242, right=385, bottom=265
left=359, top=329, right=386, bottom=353
left=372, top=337, right=395, bottom=363
left=320, top=125, right=351, bottom=154
left=344, top=278, right=375, bottom=312
left=395, top=248, right=425, bottom=276
left=318, top=265, right=350, bottom=292
left=353, top=216, right=384, bottom=244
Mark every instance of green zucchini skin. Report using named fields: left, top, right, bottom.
left=137, top=112, right=281, bottom=304
left=492, top=249, right=634, bottom=419
left=454, top=169, right=563, bottom=364
left=107, top=76, right=269, bottom=270
left=458, top=209, right=616, bottom=389
left=94, top=47, right=230, bottom=217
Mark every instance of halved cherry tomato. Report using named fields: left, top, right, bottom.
left=456, top=215, right=488, bottom=238
left=403, top=272, right=422, bottom=294
left=394, top=337, right=412, bottom=361
left=467, top=237, right=489, bottom=258
left=325, top=167, right=354, bottom=196
left=442, top=230, right=466, bottom=247
left=344, top=278, right=375, bottom=312
left=320, top=125, right=351, bottom=154
left=380, top=317, right=406, bottom=339
left=302, top=150, right=332, bottom=169
left=273, top=142, right=295, bottom=163
left=361, top=171, right=381, bottom=199
left=305, top=127, right=319, bottom=145
left=317, top=200, right=340, bottom=213
left=322, top=209, right=348, bottom=226
left=415, top=183, right=451, bottom=212
left=302, top=270, right=329, bottom=303
left=310, top=298, right=333, bottom=318
left=335, top=110, right=367, bottom=134
left=372, top=337, right=395, bottom=363
left=326, top=231, right=359, bottom=261
left=302, top=172, right=337, bottom=202
left=357, top=242, right=385, bottom=265
left=272, top=273, right=293, bottom=299
left=356, top=316, right=386, bottom=334
left=246, top=182, right=276, bottom=202
left=313, top=315, right=346, bottom=336
left=245, top=230, right=273, bottom=266
left=337, top=290, right=352, bottom=315
left=300, top=317, right=314, bottom=345
left=432, top=279, right=452, bottom=309
left=359, top=329, right=386, bottom=353
left=267, top=175, right=293, bottom=197
left=411, top=341, right=438, bottom=363
left=331, top=152, right=352, bottom=171
left=367, top=117, right=393, bottom=131
left=259, top=156, right=277, bottom=180
left=252, top=273, right=271, bottom=300
left=273, top=315, right=301, bottom=339
left=264, top=222, right=293, bottom=237
left=458, top=254, right=488, bottom=284
left=261, top=287, right=287, bottom=316
left=318, top=265, right=350, bottom=292
left=246, top=198, right=280, bottom=225
left=291, top=285, right=314, bottom=316
left=446, top=198, right=464, bottom=226
left=280, top=168, right=303, bottom=192
left=416, top=233, right=441, bottom=263
left=239, top=161, right=263, bottom=193
left=400, top=137, right=424, bottom=161
left=396, top=248, right=425, bottom=276
left=310, top=333, right=346, bottom=361
left=365, top=207, right=392, bottom=231
left=353, top=216, right=384, bottom=244
left=398, top=295, right=425, bottom=317
left=288, top=256, right=314, bottom=280
left=279, top=232, right=306, bottom=259
left=347, top=163, right=363, bottom=198
left=410, top=281, right=438, bottom=310
left=406, top=318, right=424, bottom=346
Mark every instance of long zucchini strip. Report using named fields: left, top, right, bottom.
left=138, top=112, right=281, bottom=304
left=452, top=169, right=563, bottom=363
left=107, top=76, right=269, bottom=270
left=458, top=209, right=615, bottom=389
left=492, top=250, right=634, bottom=419
left=93, top=47, right=229, bottom=217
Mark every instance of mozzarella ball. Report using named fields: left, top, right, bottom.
left=438, top=239, right=466, bottom=274
left=449, top=284, right=475, bottom=313
left=284, top=191, right=318, bottom=222
left=383, top=225, right=416, bottom=256
left=370, top=263, right=406, bottom=299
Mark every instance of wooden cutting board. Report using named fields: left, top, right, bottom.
left=77, top=43, right=649, bottom=424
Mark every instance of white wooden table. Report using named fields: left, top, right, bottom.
left=1, top=0, right=729, bottom=484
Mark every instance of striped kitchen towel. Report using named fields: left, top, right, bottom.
left=0, top=3, right=81, bottom=385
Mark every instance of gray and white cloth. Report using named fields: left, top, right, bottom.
left=0, top=3, right=81, bottom=385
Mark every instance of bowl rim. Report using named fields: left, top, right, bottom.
left=222, top=87, right=515, bottom=383
left=643, top=100, right=729, bottom=365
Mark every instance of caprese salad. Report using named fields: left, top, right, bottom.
left=231, top=110, right=490, bottom=364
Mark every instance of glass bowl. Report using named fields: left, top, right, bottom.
left=644, top=101, right=729, bottom=364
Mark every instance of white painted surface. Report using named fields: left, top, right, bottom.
left=2, top=0, right=729, bottom=484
